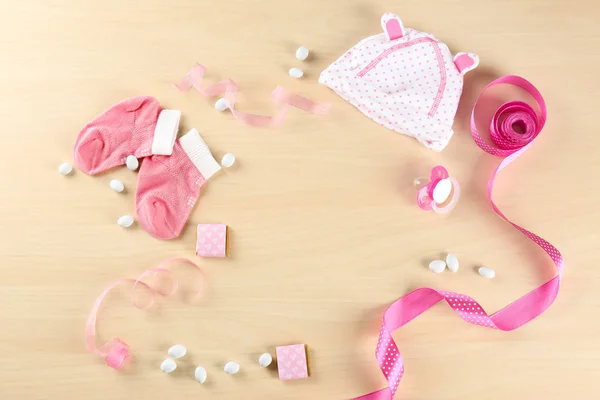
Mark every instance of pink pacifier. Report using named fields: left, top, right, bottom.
left=414, top=166, right=460, bottom=214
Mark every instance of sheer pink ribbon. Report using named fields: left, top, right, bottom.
left=354, top=76, right=563, bottom=399
left=174, top=64, right=331, bottom=127
left=85, top=258, right=203, bottom=370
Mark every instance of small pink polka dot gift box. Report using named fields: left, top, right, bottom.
left=319, top=12, right=479, bottom=152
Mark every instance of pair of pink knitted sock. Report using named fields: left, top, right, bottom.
left=73, top=96, right=221, bottom=240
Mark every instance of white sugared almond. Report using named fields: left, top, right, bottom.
left=224, top=361, right=240, bottom=374
left=429, top=260, right=446, bottom=274
left=126, top=155, right=139, bottom=171
left=160, top=359, right=177, bottom=373
left=296, top=46, right=309, bottom=61
left=167, top=344, right=187, bottom=359
left=289, top=68, right=304, bottom=78
left=109, top=179, right=124, bottom=193
left=478, top=266, right=496, bottom=279
left=58, top=162, right=73, bottom=175
left=258, top=353, right=272, bottom=367
left=117, top=215, right=134, bottom=228
left=221, top=153, right=235, bottom=168
left=446, top=253, right=459, bottom=272
left=195, top=366, right=207, bottom=383
left=215, top=98, right=229, bottom=111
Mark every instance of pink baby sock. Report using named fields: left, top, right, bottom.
left=135, top=128, right=222, bottom=240
left=73, top=96, right=181, bottom=175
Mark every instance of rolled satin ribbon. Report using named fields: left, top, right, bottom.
left=85, top=258, right=203, bottom=370
left=354, top=76, right=563, bottom=399
left=174, top=64, right=331, bottom=127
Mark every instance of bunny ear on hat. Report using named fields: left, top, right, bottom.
left=381, top=13, right=405, bottom=41
left=454, top=52, right=480, bottom=75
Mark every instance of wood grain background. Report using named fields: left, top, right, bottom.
left=0, top=0, right=598, bottom=399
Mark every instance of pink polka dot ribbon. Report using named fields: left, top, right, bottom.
left=354, top=76, right=563, bottom=399
left=174, top=64, right=330, bottom=127
left=85, top=258, right=203, bottom=370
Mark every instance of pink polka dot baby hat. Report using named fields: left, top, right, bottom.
left=319, top=13, right=479, bottom=151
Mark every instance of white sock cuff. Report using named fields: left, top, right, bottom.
left=179, top=129, right=221, bottom=179
left=152, top=109, right=181, bottom=155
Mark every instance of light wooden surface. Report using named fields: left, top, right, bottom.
left=1, top=1, right=599, bottom=399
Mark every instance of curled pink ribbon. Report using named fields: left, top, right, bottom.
left=85, top=258, right=203, bottom=370
left=354, top=76, right=563, bottom=399
left=174, top=64, right=331, bottom=127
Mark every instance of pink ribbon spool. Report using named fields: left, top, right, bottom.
left=354, top=76, right=563, bottom=400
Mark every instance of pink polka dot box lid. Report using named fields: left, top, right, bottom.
left=319, top=13, right=479, bottom=152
